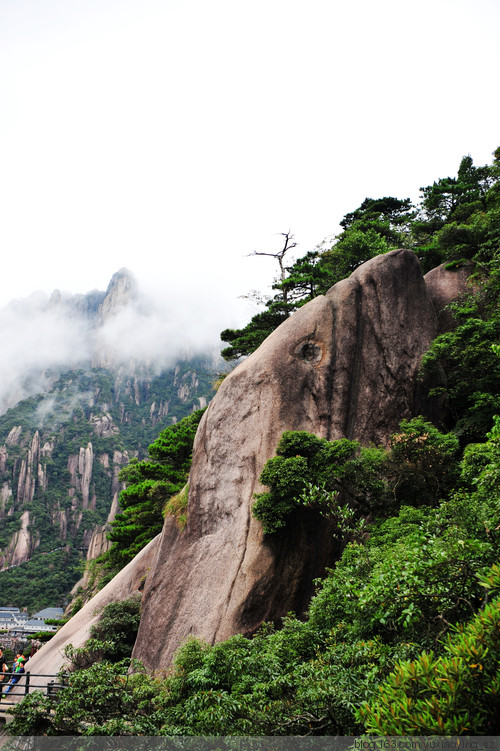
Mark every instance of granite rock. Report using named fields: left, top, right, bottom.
left=133, top=249, right=441, bottom=670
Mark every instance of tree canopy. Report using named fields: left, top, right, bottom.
left=104, top=409, right=205, bottom=568
left=221, top=149, right=500, bottom=366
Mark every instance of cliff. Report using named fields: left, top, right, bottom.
left=132, top=250, right=472, bottom=670
left=25, top=250, right=473, bottom=676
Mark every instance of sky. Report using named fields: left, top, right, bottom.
left=1, top=0, right=499, bottom=334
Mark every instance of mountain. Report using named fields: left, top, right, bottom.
left=0, top=270, right=219, bottom=610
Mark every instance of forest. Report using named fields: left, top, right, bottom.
left=8, top=146, right=500, bottom=736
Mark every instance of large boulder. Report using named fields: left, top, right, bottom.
left=133, top=249, right=442, bottom=671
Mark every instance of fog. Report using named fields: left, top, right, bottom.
left=0, top=270, right=251, bottom=416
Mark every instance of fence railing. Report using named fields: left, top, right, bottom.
left=0, top=671, right=65, bottom=713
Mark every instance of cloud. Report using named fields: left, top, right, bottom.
left=0, top=271, right=246, bottom=416
left=0, top=293, right=90, bottom=414
left=34, top=388, right=96, bottom=431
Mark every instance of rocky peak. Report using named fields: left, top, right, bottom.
left=97, top=268, right=139, bottom=325
left=47, top=287, right=106, bottom=320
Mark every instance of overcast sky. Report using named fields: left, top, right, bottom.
left=1, top=0, right=499, bottom=328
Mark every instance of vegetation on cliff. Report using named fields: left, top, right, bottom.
left=83, top=409, right=205, bottom=592
left=10, top=416, right=500, bottom=734
left=8, top=145, right=500, bottom=736
left=252, top=418, right=459, bottom=534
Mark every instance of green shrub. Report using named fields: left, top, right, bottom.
left=65, top=596, right=142, bottom=670
left=252, top=431, right=386, bottom=533
left=9, top=659, right=162, bottom=736
left=105, top=409, right=205, bottom=567
left=358, top=574, right=500, bottom=735
left=386, top=416, right=460, bottom=506
left=252, top=420, right=459, bottom=534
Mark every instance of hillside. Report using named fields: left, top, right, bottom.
left=0, top=270, right=218, bottom=610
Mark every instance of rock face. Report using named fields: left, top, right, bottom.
left=133, top=249, right=447, bottom=671
left=91, top=268, right=142, bottom=369
left=0, top=361, right=215, bottom=579
left=424, top=261, right=474, bottom=333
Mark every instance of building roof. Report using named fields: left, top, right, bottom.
left=31, top=608, right=64, bottom=620
left=24, top=619, right=57, bottom=630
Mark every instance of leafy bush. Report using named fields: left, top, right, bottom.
left=105, top=409, right=205, bottom=567
left=252, top=431, right=386, bottom=533
left=64, top=596, right=142, bottom=670
left=358, top=566, right=500, bottom=735
left=252, top=418, right=459, bottom=533
left=387, top=416, right=460, bottom=506
left=9, top=659, right=163, bottom=736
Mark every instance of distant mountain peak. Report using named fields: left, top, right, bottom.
left=99, top=269, right=139, bottom=321
left=106, top=268, right=137, bottom=293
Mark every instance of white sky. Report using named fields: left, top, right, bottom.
left=1, top=0, right=499, bottom=330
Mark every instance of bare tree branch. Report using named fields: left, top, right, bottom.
left=247, top=232, right=298, bottom=304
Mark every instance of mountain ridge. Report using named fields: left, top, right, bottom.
left=0, top=269, right=220, bottom=609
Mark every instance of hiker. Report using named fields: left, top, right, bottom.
left=3, top=653, right=26, bottom=696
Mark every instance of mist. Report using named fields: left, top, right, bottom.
left=0, top=270, right=249, bottom=416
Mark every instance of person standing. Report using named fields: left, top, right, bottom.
left=3, top=653, right=26, bottom=696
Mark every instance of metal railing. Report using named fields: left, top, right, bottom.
left=0, top=671, right=65, bottom=713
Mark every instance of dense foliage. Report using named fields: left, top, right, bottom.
left=93, top=409, right=205, bottom=582
left=10, top=408, right=500, bottom=736
left=64, top=596, right=142, bottom=670
left=252, top=418, right=459, bottom=534
left=420, top=266, right=500, bottom=443
left=8, top=146, right=500, bottom=736
left=0, top=549, right=81, bottom=613
left=359, top=581, right=500, bottom=735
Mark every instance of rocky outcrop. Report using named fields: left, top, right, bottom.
left=73, top=451, right=130, bottom=598
left=0, top=367, right=214, bottom=578
left=133, top=249, right=445, bottom=671
left=0, top=430, right=128, bottom=570
left=424, top=261, right=474, bottom=333
left=91, top=412, right=120, bottom=437
left=96, top=268, right=138, bottom=325
left=10, top=510, right=32, bottom=566
left=17, top=431, right=40, bottom=506
left=67, top=444, right=94, bottom=509
left=92, top=269, right=142, bottom=370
